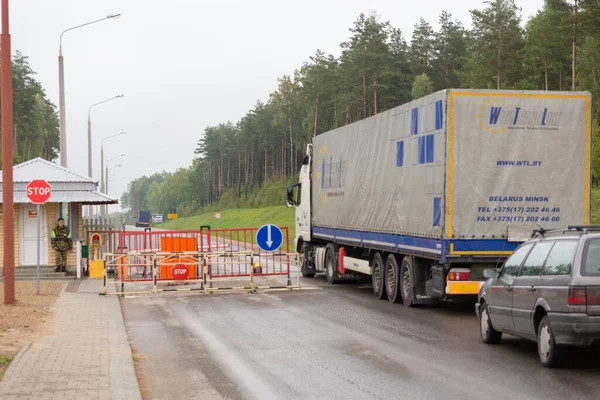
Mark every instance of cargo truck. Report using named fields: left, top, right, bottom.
left=287, top=89, right=592, bottom=306
left=135, top=210, right=151, bottom=228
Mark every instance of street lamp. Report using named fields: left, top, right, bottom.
left=106, top=163, right=122, bottom=196
left=58, top=13, right=121, bottom=167
left=88, top=95, right=124, bottom=179
left=104, top=153, right=125, bottom=216
left=101, top=132, right=126, bottom=196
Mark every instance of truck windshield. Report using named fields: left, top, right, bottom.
left=582, top=238, right=600, bottom=276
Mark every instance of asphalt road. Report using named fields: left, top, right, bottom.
left=121, top=275, right=600, bottom=400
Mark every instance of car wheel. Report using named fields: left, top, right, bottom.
left=479, top=302, right=502, bottom=344
left=371, top=253, right=386, bottom=299
left=537, top=315, right=564, bottom=368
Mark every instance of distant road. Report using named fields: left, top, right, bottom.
left=123, top=225, right=167, bottom=232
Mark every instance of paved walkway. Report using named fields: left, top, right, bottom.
left=0, top=280, right=141, bottom=400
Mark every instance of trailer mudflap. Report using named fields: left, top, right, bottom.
left=412, top=257, right=437, bottom=305
left=427, top=264, right=446, bottom=298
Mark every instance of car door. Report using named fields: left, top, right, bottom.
left=487, top=243, right=534, bottom=330
left=511, top=241, right=553, bottom=335
left=538, top=240, right=579, bottom=314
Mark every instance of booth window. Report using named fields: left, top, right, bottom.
left=58, top=202, right=79, bottom=240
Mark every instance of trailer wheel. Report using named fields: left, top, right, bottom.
left=385, top=254, right=402, bottom=303
left=372, top=252, right=386, bottom=299
left=400, top=257, right=415, bottom=307
left=325, top=244, right=339, bottom=284
left=300, top=243, right=315, bottom=278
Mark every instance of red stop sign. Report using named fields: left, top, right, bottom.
left=172, top=264, right=188, bottom=280
left=26, top=180, right=52, bottom=204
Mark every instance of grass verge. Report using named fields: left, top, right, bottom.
left=0, top=354, right=12, bottom=380
left=158, top=206, right=296, bottom=250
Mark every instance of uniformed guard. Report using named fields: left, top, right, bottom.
left=51, top=217, right=72, bottom=272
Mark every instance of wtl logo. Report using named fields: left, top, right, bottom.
left=478, top=99, right=562, bottom=134
left=489, top=107, right=560, bottom=126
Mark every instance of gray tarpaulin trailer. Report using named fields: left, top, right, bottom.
left=287, top=89, right=592, bottom=306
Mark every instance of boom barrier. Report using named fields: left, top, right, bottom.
left=93, top=227, right=300, bottom=296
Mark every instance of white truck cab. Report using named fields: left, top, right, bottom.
left=287, top=144, right=312, bottom=250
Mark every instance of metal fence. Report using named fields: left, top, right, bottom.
left=93, top=227, right=299, bottom=296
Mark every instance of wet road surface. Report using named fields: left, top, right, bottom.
left=121, top=276, right=600, bottom=400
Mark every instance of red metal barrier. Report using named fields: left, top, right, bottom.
left=90, top=227, right=292, bottom=282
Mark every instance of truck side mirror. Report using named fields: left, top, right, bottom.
left=287, top=185, right=296, bottom=207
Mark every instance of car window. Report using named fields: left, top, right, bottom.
left=582, top=239, right=600, bottom=276
left=543, top=240, right=578, bottom=276
left=519, top=241, right=553, bottom=277
left=500, top=243, right=534, bottom=278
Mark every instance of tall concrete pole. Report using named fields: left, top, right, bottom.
left=2, top=0, right=15, bottom=304
left=58, top=49, right=67, bottom=167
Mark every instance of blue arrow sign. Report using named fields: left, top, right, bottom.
left=255, top=224, right=283, bottom=252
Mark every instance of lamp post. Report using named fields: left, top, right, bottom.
left=88, top=95, right=124, bottom=178
left=58, top=13, right=121, bottom=167
left=104, top=153, right=125, bottom=216
left=106, top=163, right=122, bottom=200
left=101, top=132, right=126, bottom=196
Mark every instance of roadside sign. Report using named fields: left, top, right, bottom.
left=172, top=264, right=188, bottom=280
left=215, top=213, right=221, bottom=219
left=26, top=179, right=52, bottom=296
left=255, top=224, right=283, bottom=252
left=151, top=214, right=163, bottom=223
left=26, top=179, right=51, bottom=204
left=167, top=213, right=178, bottom=220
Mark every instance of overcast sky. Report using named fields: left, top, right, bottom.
left=7, top=0, right=544, bottom=212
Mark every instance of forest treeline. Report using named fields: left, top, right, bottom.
left=0, top=51, right=60, bottom=165
left=120, top=0, right=600, bottom=217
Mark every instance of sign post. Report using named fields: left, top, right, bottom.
left=26, top=180, right=52, bottom=294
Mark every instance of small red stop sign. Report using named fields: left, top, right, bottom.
left=26, top=180, right=52, bottom=204
left=172, top=264, right=188, bottom=280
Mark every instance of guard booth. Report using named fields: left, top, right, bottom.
left=0, top=157, right=118, bottom=276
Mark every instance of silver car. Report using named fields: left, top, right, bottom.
left=475, top=225, right=600, bottom=367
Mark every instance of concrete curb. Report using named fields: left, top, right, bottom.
left=1, top=341, right=32, bottom=382
left=106, top=295, right=142, bottom=400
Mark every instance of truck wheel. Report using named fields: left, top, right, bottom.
left=537, top=315, right=564, bottom=368
left=385, top=254, right=402, bottom=303
left=400, top=257, right=415, bottom=307
left=325, top=244, right=339, bottom=284
left=300, top=243, right=315, bottom=278
left=371, top=252, right=386, bottom=299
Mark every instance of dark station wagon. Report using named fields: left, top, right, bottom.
left=476, top=225, right=600, bottom=367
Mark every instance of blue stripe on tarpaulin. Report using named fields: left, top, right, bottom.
left=329, top=156, right=332, bottom=188
left=433, top=197, right=441, bottom=227
left=450, top=240, right=520, bottom=252
left=396, top=141, right=404, bottom=167
left=321, top=160, right=325, bottom=188
left=435, top=100, right=443, bottom=130
left=312, top=227, right=524, bottom=262
left=339, top=155, right=342, bottom=186
left=411, top=108, right=419, bottom=135
left=426, top=134, right=434, bottom=163
left=418, top=136, right=425, bottom=163
left=312, top=226, right=442, bottom=255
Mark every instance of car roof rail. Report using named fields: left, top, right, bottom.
left=532, top=226, right=564, bottom=237
left=567, top=225, right=600, bottom=233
